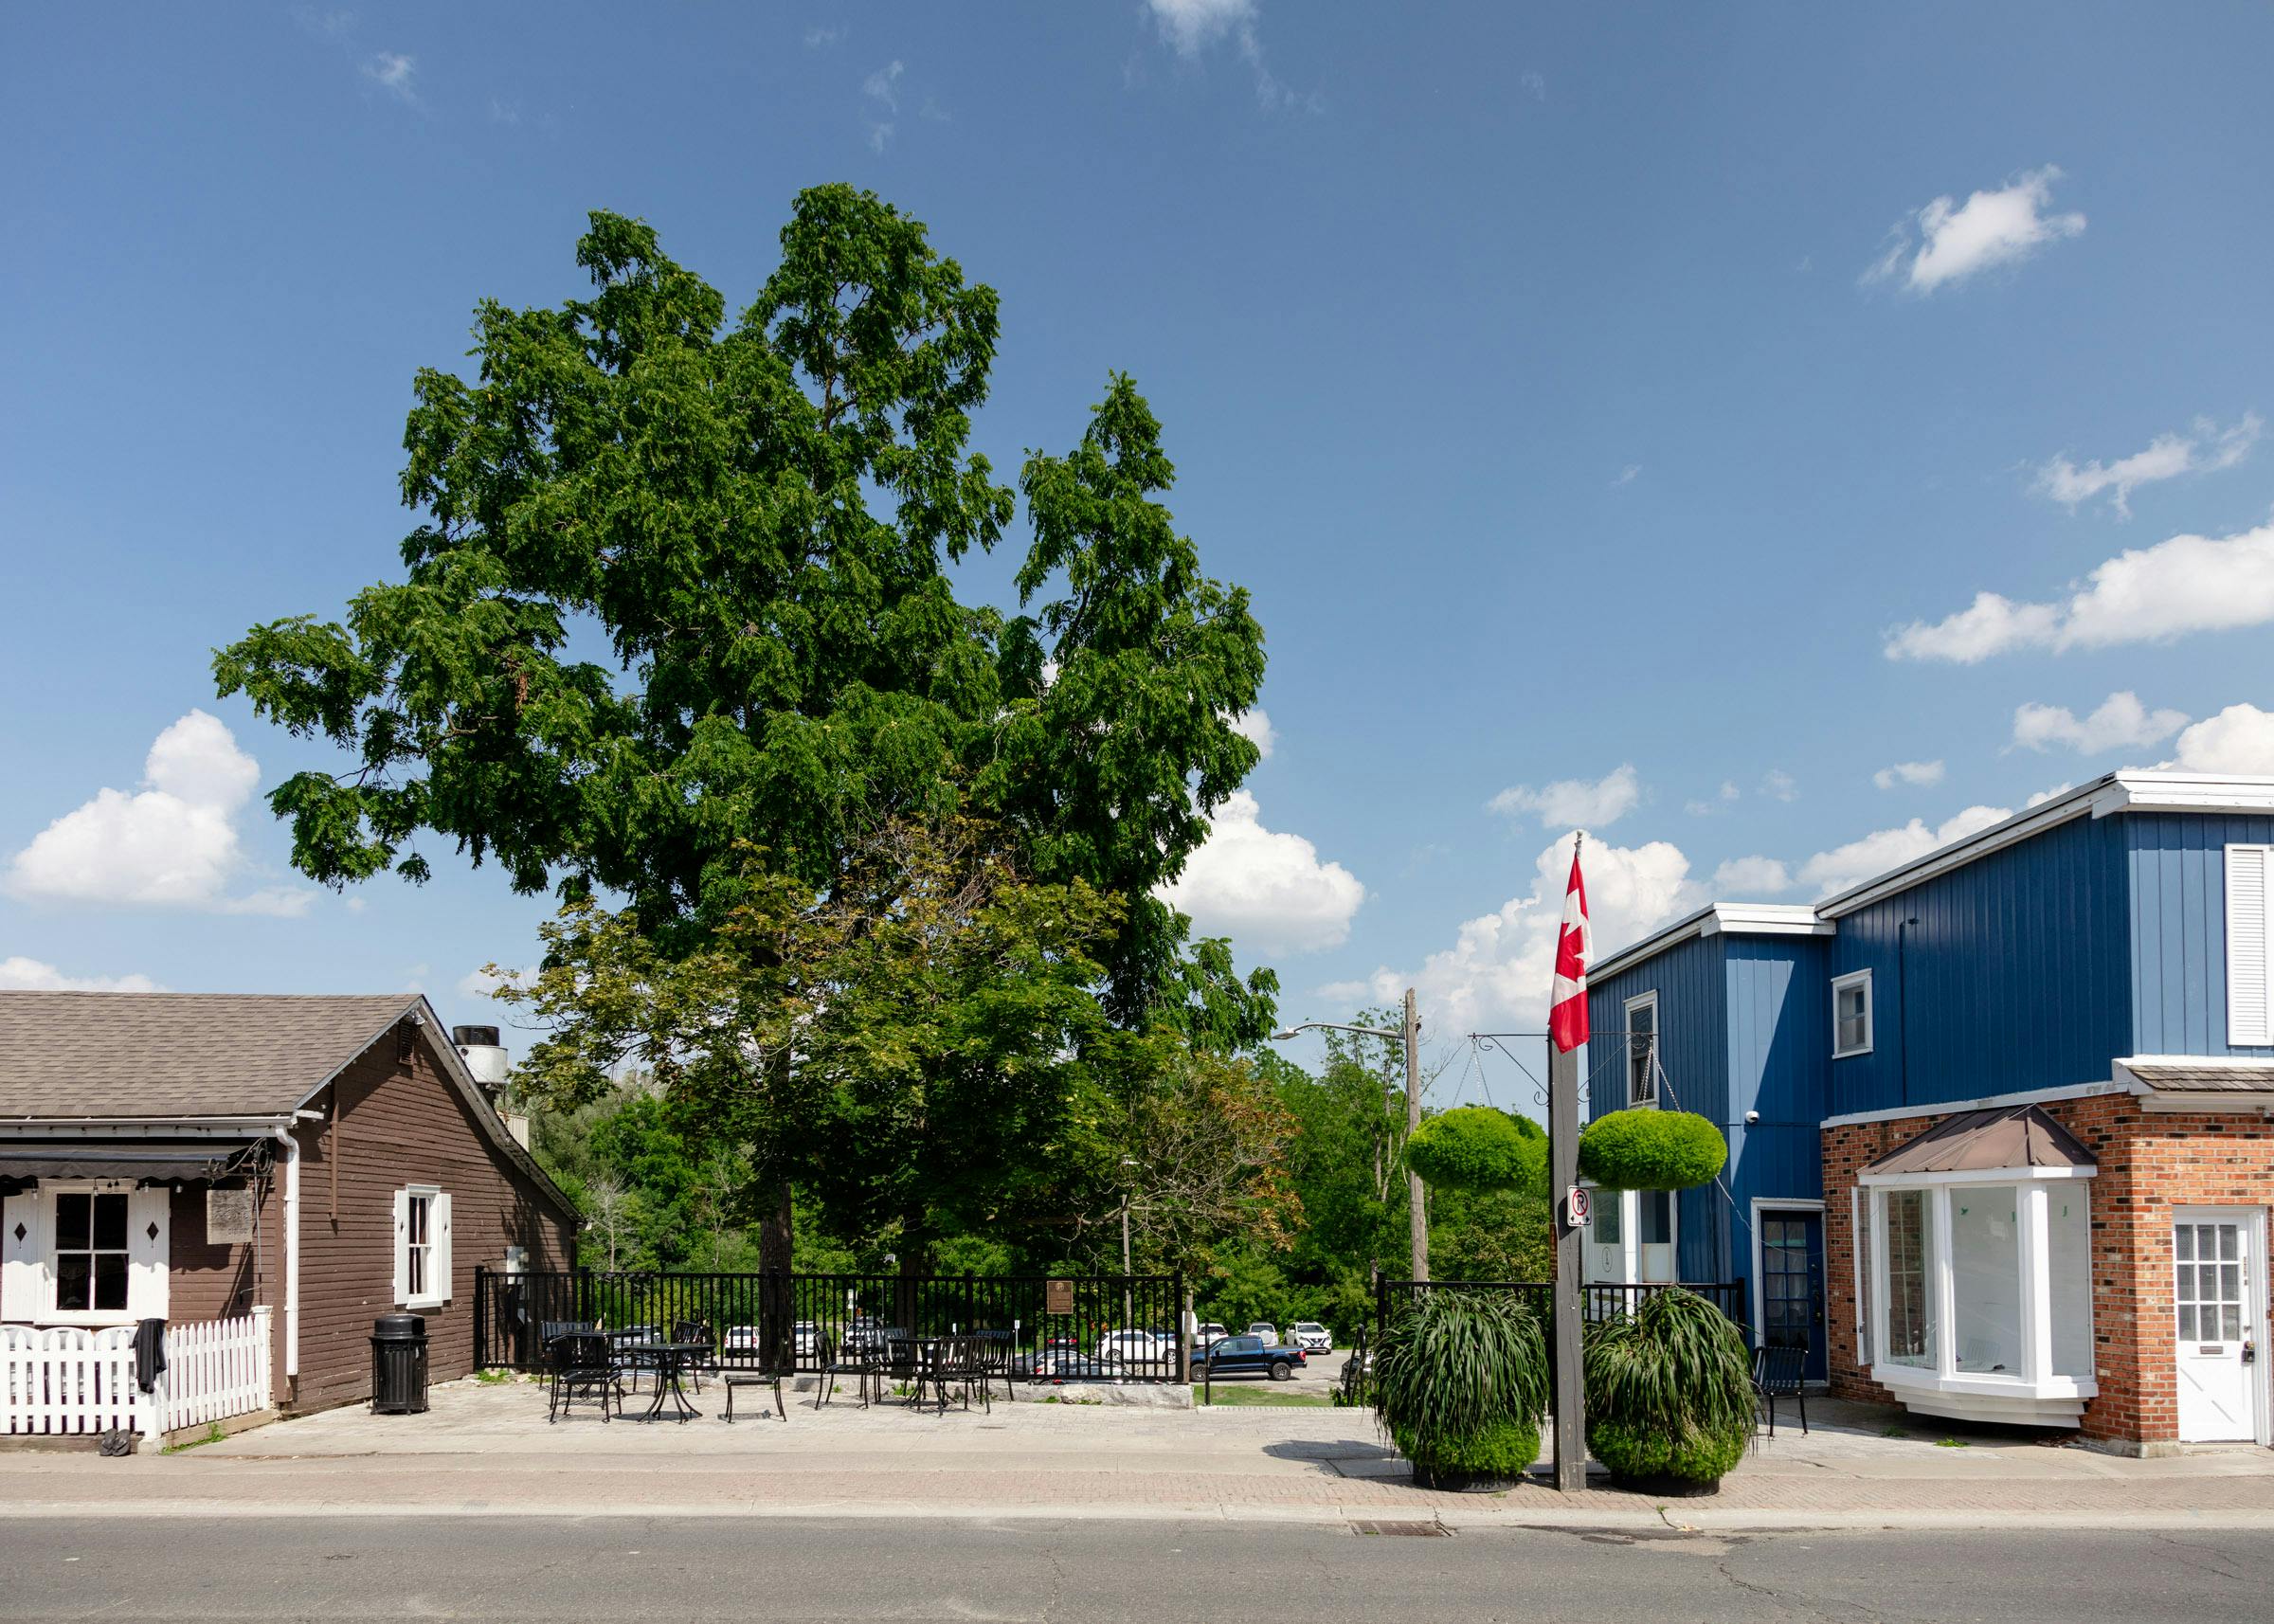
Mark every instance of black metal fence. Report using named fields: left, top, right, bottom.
left=474, top=1269, right=1188, bottom=1382
left=1374, top=1278, right=1747, bottom=1344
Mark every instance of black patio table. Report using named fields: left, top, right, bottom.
left=632, top=1341, right=712, bottom=1423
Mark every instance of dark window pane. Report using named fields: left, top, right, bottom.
left=94, top=1251, right=128, bottom=1311
left=56, top=1193, right=90, bottom=1251
left=58, top=1253, right=92, bottom=1310
left=92, top=1193, right=128, bottom=1251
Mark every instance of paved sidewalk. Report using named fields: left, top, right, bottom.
left=5, top=1379, right=2272, bottom=1532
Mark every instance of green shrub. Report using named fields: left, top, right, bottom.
left=1582, top=1287, right=1755, bottom=1488
left=1406, top=1107, right=1546, bottom=1196
left=1372, top=1288, right=1548, bottom=1480
left=1389, top=1416, right=1542, bottom=1480
left=1578, top=1109, right=1726, bottom=1190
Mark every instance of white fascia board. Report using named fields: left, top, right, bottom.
left=2139, top=1092, right=2274, bottom=1114
left=1592, top=903, right=1829, bottom=983
left=2098, top=772, right=2274, bottom=817
left=2118, top=1053, right=2274, bottom=1072
left=1819, top=1078, right=2133, bottom=1128
left=0, top=1117, right=289, bottom=1136
left=1860, top=1164, right=2097, bottom=1187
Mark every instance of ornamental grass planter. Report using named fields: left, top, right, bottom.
left=1371, top=1290, right=1548, bottom=1495
left=1582, top=1287, right=1754, bottom=1495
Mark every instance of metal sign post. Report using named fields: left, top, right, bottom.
left=1549, top=1034, right=1587, bottom=1492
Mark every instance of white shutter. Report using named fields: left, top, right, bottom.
left=391, top=1187, right=410, bottom=1307
left=2228, top=845, right=2272, bottom=1046
left=1851, top=1185, right=1872, bottom=1369
left=1, top=1190, right=43, bottom=1320
left=127, top=1187, right=171, bottom=1320
left=433, top=1192, right=454, bottom=1304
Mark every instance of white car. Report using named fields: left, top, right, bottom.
left=1287, top=1321, right=1333, bottom=1354
left=1191, top=1321, right=1229, bottom=1353
left=1245, top=1322, right=1277, bottom=1345
left=1095, top=1330, right=1174, bottom=1365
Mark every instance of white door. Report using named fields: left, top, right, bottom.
left=2174, top=1211, right=2262, bottom=1443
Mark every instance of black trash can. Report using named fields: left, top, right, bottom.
left=370, top=1313, right=430, bottom=1414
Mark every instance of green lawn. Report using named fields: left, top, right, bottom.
left=1192, top=1384, right=1334, bottom=1407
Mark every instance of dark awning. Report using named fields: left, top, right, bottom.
left=0, top=1141, right=259, bottom=1182
left=1861, top=1104, right=2096, bottom=1178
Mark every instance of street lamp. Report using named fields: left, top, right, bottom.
left=1271, top=987, right=1428, bottom=1283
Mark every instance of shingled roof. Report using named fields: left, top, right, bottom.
left=0, top=992, right=424, bottom=1119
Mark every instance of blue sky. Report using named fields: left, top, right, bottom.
left=4, top=2, right=2271, bottom=1094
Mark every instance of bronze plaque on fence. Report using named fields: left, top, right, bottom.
left=1045, top=1278, right=1074, bottom=1315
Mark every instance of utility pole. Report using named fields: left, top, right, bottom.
left=1549, top=1030, right=1585, bottom=1491
left=1272, top=994, right=1429, bottom=1283
left=1403, top=986, right=1427, bottom=1283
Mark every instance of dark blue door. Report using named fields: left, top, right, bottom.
left=1760, top=1210, right=1827, bottom=1382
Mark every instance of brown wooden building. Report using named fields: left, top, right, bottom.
left=1, top=992, right=577, bottom=1427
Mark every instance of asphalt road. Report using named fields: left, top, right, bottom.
left=3, top=1517, right=2268, bottom=1621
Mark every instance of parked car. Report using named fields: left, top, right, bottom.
left=1286, top=1322, right=1332, bottom=1353
left=1011, top=1337, right=1085, bottom=1378
left=1027, top=1350, right=1122, bottom=1383
left=1096, top=1330, right=1174, bottom=1366
left=1244, top=1321, right=1277, bottom=1344
left=1191, top=1321, right=1229, bottom=1354
left=1200, top=1333, right=1307, bottom=1381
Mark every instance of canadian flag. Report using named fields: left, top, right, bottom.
left=1547, top=839, right=1590, bottom=1053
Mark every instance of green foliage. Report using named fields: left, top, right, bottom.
left=1405, top=1107, right=1545, bottom=1196
left=1578, top=1110, right=1727, bottom=1191
left=1582, top=1288, right=1756, bottom=1486
left=1389, top=1416, right=1541, bottom=1481
left=1371, top=1288, right=1550, bottom=1473
left=1426, top=1188, right=1555, bottom=1284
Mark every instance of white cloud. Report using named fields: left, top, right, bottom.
left=1863, top=166, right=2084, bottom=294
left=1872, top=760, right=1945, bottom=790
left=0, top=957, right=161, bottom=993
left=456, top=965, right=520, bottom=1001
left=2033, top=414, right=2260, bottom=518
left=1156, top=790, right=1363, bottom=954
left=2161, top=703, right=2274, bottom=775
left=365, top=51, right=417, bottom=103
left=1685, top=781, right=1741, bottom=817
left=1710, top=856, right=1793, bottom=895
left=1520, top=69, right=1545, bottom=101
left=2024, top=783, right=2074, bottom=808
left=863, top=59, right=902, bottom=149
left=1489, top=765, right=1640, bottom=830
left=804, top=25, right=842, bottom=48
left=1355, top=834, right=1700, bottom=1033
left=1762, top=769, right=1797, bottom=803
left=1143, top=0, right=1308, bottom=111
left=1612, top=464, right=1641, bottom=487
left=1796, top=805, right=2012, bottom=897
left=1887, top=521, right=2274, bottom=662
left=4, top=711, right=314, bottom=917
left=1229, top=708, right=1275, bottom=759
left=2012, top=691, right=2189, bottom=755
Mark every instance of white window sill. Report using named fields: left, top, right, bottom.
left=9, top=1312, right=139, bottom=1329
left=1871, top=1362, right=2097, bottom=1401
left=399, top=1297, right=446, bottom=1312
left=1832, top=1045, right=1872, bottom=1060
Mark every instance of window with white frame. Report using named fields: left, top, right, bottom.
left=2228, top=844, right=2273, bottom=1046
left=1832, top=969, right=1873, bottom=1058
left=0, top=1182, right=169, bottom=1323
left=1623, top=991, right=1658, bottom=1107
left=54, top=1190, right=130, bottom=1313
left=393, top=1185, right=452, bottom=1308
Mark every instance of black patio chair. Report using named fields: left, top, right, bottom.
left=928, top=1336, right=989, bottom=1415
left=1753, top=1343, right=1809, bottom=1437
left=973, top=1331, right=1018, bottom=1405
left=813, top=1334, right=876, bottom=1411
left=718, top=1344, right=787, bottom=1423
left=670, top=1320, right=715, bottom=1394
left=545, top=1331, right=620, bottom=1424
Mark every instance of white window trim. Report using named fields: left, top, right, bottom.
left=1622, top=990, right=1659, bottom=1109
left=2227, top=844, right=2273, bottom=1047
left=14, top=1180, right=167, bottom=1326
left=1832, top=968, right=1874, bottom=1059
left=395, top=1183, right=450, bottom=1310
left=2172, top=1205, right=2272, bottom=1448
left=1866, top=1171, right=2099, bottom=1407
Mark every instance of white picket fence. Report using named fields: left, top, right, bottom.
left=2, top=1308, right=272, bottom=1438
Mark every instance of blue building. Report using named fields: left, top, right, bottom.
left=1578, top=771, right=2274, bottom=1453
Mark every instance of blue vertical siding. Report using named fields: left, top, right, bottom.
left=1827, top=810, right=2131, bottom=1116
left=2128, top=812, right=2274, bottom=1057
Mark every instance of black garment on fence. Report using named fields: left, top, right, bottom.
left=134, top=1317, right=168, bottom=1394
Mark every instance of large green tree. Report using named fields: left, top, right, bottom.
left=214, top=188, right=1276, bottom=1257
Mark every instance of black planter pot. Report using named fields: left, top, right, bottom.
left=1410, top=1465, right=1522, bottom=1493
left=1604, top=1471, right=1723, bottom=1497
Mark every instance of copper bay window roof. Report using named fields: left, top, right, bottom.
left=1861, top=1103, right=2097, bottom=1178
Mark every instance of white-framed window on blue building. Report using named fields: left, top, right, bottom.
left=1623, top=991, right=1658, bottom=1107
left=2227, top=845, right=2272, bottom=1046
left=1832, top=968, right=1873, bottom=1058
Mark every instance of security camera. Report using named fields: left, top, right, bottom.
left=1744, top=1110, right=1760, bottom=1126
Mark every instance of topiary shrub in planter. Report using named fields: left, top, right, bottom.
left=1578, top=1109, right=1726, bottom=1190
left=1582, top=1287, right=1754, bottom=1495
left=1373, top=1287, right=1549, bottom=1492
left=1405, top=1106, right=1547, bottom=1196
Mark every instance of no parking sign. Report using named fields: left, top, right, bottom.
left=1564, top=1186, right=1591, bottom=1229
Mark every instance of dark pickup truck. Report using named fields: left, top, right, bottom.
left=1197, top=1332, right=1308, bottom=1381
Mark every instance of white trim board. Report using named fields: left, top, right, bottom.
left=1591, top=903, right=1832, bottom=983
left=1748, top=1198, right=1828, bottom=1364
left=1818, top=1079, right=2131, bottom=1130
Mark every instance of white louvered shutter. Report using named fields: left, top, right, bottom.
left=433, top=1193, right=454, bottom=1303
left=2228, top=845, right=2272, bottom=1046
left=1, top=1190, right=43, bottom=1320
left=127, top=1187, right=171, bottom=1319
left=392, top=1188, right=410, bottom=1306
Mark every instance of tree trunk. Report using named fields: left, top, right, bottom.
left=759, top=1179, right=793, bottom=1371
